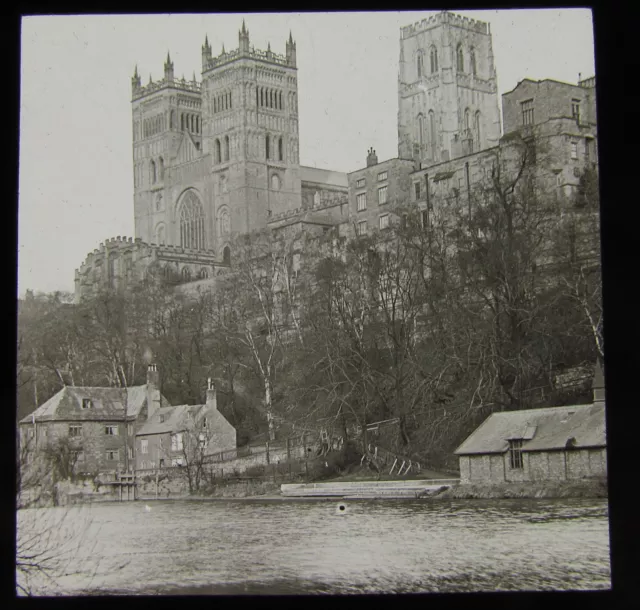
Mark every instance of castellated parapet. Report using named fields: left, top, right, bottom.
left=401, top=11, right=489, bottom=38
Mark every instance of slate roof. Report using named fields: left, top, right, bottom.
left=136, top=404, right=202, bottom=436
left=454, top=403, right=606, bottom=456
left=19, top=385, right=170, bottom=424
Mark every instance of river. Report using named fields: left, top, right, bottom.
left=16, top=497, right=610, bottom=595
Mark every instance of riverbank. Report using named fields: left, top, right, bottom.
left=435, top=478, right=608, bottom=500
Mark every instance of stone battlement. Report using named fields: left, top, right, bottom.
left=204, top=45, right=293, bottom=73
left=401, top=11, right=489, bottom=38
left=132, top=76, right=202, bottom=101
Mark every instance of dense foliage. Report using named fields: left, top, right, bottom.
left=17, top=161, right=602, bottom=470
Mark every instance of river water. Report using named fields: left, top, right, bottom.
left=16, top=497, right=610, bottom=595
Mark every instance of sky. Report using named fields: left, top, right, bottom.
left=18, top=9, right=595, bottom=296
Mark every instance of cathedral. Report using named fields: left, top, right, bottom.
left=74, top=11, right=597, bottom=301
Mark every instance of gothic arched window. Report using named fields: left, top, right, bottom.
left=217, top=207, right=230, bottom=236
left=266, top=134, right=271, bottom=160
left=475, top=111, right=482, bottom=146
left=271, top=174, right=281, bottom=190
left=278, top=137, right=283, bottom=161
left=224, top=135, right=230, bottom=162
left=418, top=114, right=425, bottom=146
left=464, top=108, right=470, bottom=131
left=223, top=246, right=231, bottom=265
left=417, top=53, right=423, bottom=78
left=256, top=88, right=259, bottom=107
left=260, top=88, right=264, bottom=107
left=156, top=223, right=165, bottom=245
left=181, top=267, right=191, bottom=281
left=456, top=44, right=464, bottom=72
left=178, top=190, right=205, bottom=250
left=159, top=157, right=164, bottom=180
left=215, top=139, right=221, bottom=164
left=279, top=91, right=283, bottom=109
left=470, top=47, right=477, bottom=76
left=429, top=110, right=437, bottom=157
left=170, top=110, right=175, bottom=129
left=150, top=159, right=157, bottom=184
left=199, top=267, right=209, bottom=279
left=430, top=46, right=438, bottom=73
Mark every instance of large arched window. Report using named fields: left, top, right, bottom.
left=215, top=139, right=221, bottom=164
left=456, top=44, right=464, bottom=72
left=278, top=137, right=283, bottom=161
left=430, top=46, right=438, bottom=73
left=178, top=190, right=205, bottom=250
left=417, top=53, right=423, bottom=78
left=265, top=134, right=271, bottom=160
left=224, top=135, right=230, bottom=162
left=223, top=246, right=231, bottom=265
left=418, top=114, right=425, bottom=146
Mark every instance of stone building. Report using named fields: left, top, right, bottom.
left=454, top=362, right=607, bottom=484
left=135, top=379, right=236, bottom=471
left=19, top=365, right=171, bottom=475
left=74, top=11, right=597, bottom=301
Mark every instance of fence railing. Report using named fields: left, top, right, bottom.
left=204, top=434, right=312, bottom=465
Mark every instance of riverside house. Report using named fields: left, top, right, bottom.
left=18, top=364, right=171, bottom=475
left=135, top=379, right=236, bottom=471
left=454, top=362, right=607, bottom=484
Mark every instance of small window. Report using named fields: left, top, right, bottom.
left=570, top=141, right=578, bottom=160
left=106, top=449, right=119, bottom=461
left=69, top=425, right=82, bottom=437
left=377, top=171, right=388, bottom=182
left=421, top=209, right=429, bottom=228
left=456, top=44, right=464, bottom=72
left=378, top=185, right=388, bottom=205
left=81, top=399, right=93, bottom=410
left=198, top=433, right=207, bottom=449
left=508, top=440, right=523, bottom=469
left=171, top=457, right=184, bottom=467
left=356, top=178, right=365, bottom=188
left=159, top=458, right=165, bottom=468
left=171, top=433, right=184, bottom=452
left=356, top=193, right=367, bottom=211
left=203, top=417, right=207, bottom=428
left=105, top=425, right=118, bottom=436
left=571, top=99, right=581, bottom=123
left=128, top=446, right=134, bottom=459
left=414, top=182, right=421, bottom=200
left=141, top=439, right=149, bottom=454
left=356, top=220, right=367, bottom=236
left=379, top=214, right=390, bottom=230
left=521, top=99, right=534, bottom=126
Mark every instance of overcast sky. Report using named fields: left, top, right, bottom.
left=19, top=9, right=595, bottom=296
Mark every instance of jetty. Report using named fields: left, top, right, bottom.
left=280, top=478, right=459, bottom=499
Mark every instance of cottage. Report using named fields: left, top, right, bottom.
left=18, top=364, right=171, bottom=475
left=135, top=379, right=236, bottom=471
left=454, top=362, right=607, bottom=484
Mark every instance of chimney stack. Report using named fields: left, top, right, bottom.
left=146, top=364, right=161, bottom=420
left=206, top=377, right=218, bottom=411
left=366, top=147, right=378, bottom=167
left=592, top=359, right=605, bottom=405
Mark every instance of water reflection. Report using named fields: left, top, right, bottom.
left=17, top=497, right=610, bottom=595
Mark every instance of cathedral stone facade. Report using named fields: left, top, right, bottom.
left=74, top=11, right=597, bottom=302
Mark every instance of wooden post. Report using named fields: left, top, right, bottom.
left=155, top=471, right=159, bottom=500
left=266, top=441, right=270, bottom=465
